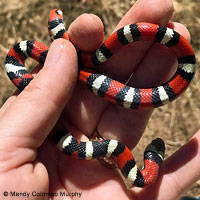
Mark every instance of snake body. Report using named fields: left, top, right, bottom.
left=4, top=9, right=196, bottom=188
left=53, top=128, right=165, bottom=188
left=5, top=9, right=196, bottom=109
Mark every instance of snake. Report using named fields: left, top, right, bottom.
left=5, top=9, right=196, bottom=109
left=53, top=128, right=165, bottom=188
left=4, top=9, right=196, bottom=188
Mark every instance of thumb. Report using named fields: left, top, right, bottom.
left=0, top=39, right=77, bottom=171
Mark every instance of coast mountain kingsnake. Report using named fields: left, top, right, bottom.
left=4, top=9, right=196, bottom=188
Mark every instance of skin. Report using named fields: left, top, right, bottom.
left=0, top=0, right=199, bottom=199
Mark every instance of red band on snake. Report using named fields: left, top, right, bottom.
left=4, top=9, right=196, bottom=188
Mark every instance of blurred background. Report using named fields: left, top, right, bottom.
left=0, top=0, right=199, bottom=197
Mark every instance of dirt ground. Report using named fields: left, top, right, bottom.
left=0, top=0, right=200, bottom=198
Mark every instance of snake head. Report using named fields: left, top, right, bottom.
left=145, top=138, right=165, bottom=160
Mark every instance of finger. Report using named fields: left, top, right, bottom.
left=0, top=39, right=78, bottom=171
left=0, top=95, right=17, bottom=118
left=168, top=22, right=191, bottom=42
left=68, top=13, right=104, bottom=51
left=162, top=131, right=200, bottom=198
left=134, top=130, right=200, bottom=200
left=115, top=0, right=174, bottom=30
left=64, top=13, right=108, bottom=134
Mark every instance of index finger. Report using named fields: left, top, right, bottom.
left=115, top=0, right=174, bottom=30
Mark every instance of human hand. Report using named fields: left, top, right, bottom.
left=0, top=39, right=78, bottom=200
left=0, top=0, right=200, bottom=200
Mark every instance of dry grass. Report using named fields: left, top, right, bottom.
left=0, top=0, right=200, bottom=197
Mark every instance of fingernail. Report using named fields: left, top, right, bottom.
left=44, top=39, right=66, bottom=67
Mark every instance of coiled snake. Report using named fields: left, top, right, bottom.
left=4, top=9, right=196, bottom=189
